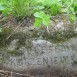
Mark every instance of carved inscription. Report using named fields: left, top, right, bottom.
left=6, top=43, right=76, bottom=68
left=7, top=55, right=75, bottom=66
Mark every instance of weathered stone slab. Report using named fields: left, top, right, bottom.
left=1, top=37, right=77, bottom=71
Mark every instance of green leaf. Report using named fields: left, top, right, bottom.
left=51, top=0, right=57, bottom=5
left=39, top=11, right=45, bottom=18
left=34, top=11, right=50, bottom=27
left=50, top=4, right=57, bottom=15
left=35, top=5, right=45, bottom=10
left=34, top=11, right=45, bottom=18
left=41, top=0, right=52, bottom=6
left=2, top=8, right=10, bottom=16
left=34, top=12, right=40, bottom=18
left=34, top=18, right=42, bottom=27
left=43, top=15, right=50, bottom=26
left=0, top=5, right=5, bottom=10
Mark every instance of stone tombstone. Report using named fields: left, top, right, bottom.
left=2, top=38, right=77, bottom=71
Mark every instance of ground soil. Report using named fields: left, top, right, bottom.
left=0, top=66, right=77, bottom=77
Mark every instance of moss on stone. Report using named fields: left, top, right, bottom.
left=0, top=26, right=77, bottom=50
left=7, top=49, right=24, bottom=56
left=38, top=27, right=77, bottom=43
left=30, top=27, right=77, bottom=43
left=0, top=27, right=12, bottom=48
left=72, top=60, right=77, bottom=66
left=0, top=26, right=77, bottom=60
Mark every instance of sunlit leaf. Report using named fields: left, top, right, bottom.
left=43, top=15, right=50, bottom=26
left=0, top=5, right=5, bottom=10
left=34, top=18, right=42, bottom=27
left=34, top=12, right=40, bottom=17
left=34, top=11, right=45, bottom=18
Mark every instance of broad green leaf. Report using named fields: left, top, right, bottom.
left=43, top=19, right=50, bottom=26
left=41, top=0, right=52, bottom=6
left=39, top=11, right=45, bottom=18
left=0, top=5, right=5, bottom=10
left=51, top=0, right=58, bottom=4
left=50, top=4, right=57, bottom=15
left=43, top=15, right=50, bottom=26
left=34, top=18, right=42, bottom=27
left=34, top=12, right=40, bottom=18
left=2, top=8, right=10, bottom=16
left=34, top=11, right=45, bottom=18
left=35, top=5, right=45, bottom=10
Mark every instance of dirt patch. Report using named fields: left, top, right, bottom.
left=0, top=66, right=77, bottom=77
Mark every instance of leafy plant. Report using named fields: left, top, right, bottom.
left=33, top=0, right=62, bottom=32
left=0, top=0, right=12, bottom=16
left=0, top=0, right=77, bottom=24
left=34, top=11, right=50, bottom=32
left=47, top=0, right=62, bottom=15
left=12, top=0, right=37, bottom=19
left=34, top=11, right=50, bottom=27
left=37, top=0, right=62, bottom=15
left=49, top=3, right=62, bottom=15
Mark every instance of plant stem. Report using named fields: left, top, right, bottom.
left=47, top=26, right=50, bottom=33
